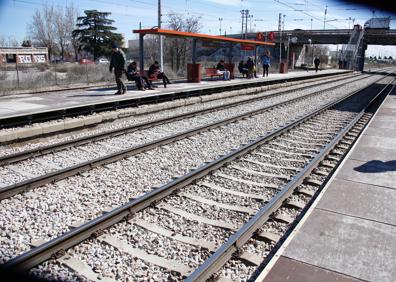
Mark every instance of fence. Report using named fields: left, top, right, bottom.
left=0, top=63, right=116, bottom=95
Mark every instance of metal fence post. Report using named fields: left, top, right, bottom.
left=86, top=64, right=89, bottom=84
left=54, top=63, right=58, bottom=85
left=15, top=60, right=20, bottom=88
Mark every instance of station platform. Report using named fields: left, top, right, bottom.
left=259, top=89, right=396, bottom=281
left=0, top=69, right=346, bottom=120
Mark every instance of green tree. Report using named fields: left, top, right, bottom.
left=72, top=10, right=123, bottom=60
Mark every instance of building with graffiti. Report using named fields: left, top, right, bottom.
left=0, top=47, right=48, bottom=65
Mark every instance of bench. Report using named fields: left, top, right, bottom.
left=138, top=70, right=167, bottom=87
left=205, top=68, right=223, bottom=79
left=139, top=70, right=159, bottom=81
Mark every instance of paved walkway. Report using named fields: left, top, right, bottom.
left=0, top=69, right=346, bottom=119
left=259, top=90, right=396, bottom=281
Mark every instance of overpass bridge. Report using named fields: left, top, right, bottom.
left=242, top=29, right=396, bottom=45
left=229, top=28, right=396, bottom=71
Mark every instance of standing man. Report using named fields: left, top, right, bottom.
left=109, top=43, right=127, bottom=95
left=314, top=57, right=320, bottom=72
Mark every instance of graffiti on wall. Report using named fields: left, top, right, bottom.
left=18, top=55, right=32, bottom=64
left=34, top=55, right=46, bottom=63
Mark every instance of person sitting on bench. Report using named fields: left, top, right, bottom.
left=127, top=62, right=154, bottom=90
left=216, top=59, right=230, bottom=80
left=238, top=60, right=249, bottom=78
left=246, top=57, right=255, bottom=79
left=148, top=61, right=171, bottom=87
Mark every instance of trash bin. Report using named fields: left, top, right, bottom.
left=187, top=63, right=201, bottom=83
left=279, top=62, right=288, bottom=73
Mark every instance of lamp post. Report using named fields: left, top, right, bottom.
left=308, top=38, right=312, bottom=70
left=158, top=0, right=164, bottom=72
left=323, top=5, right=328, bottom=29
left=218, top=17, right=223, bottom=36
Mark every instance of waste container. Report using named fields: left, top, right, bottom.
left=187, top=63, right=201, bottom=83
left=279, top=62, right=288, bottom=73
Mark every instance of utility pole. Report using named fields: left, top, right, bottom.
left=158, top=0, right=164, bottom=71
left=310, top=18, right=313, bottom=30
left=323, top=5, right=327, bottom=29
left=218, top=18, right=223, bottom=35
left=240, top=10, right=245, bottom=39
left=240, top=9, right=249, bottom=39
left=245, top=10, right=249, bottom=39
left=249, top=14, right=253, bottom=32
left=278, top=13, right=282, bottom=64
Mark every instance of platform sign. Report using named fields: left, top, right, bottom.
left=18, top=55, right=32, bottom=64
left=256, top=32, right=264, bottom=41
left=241, top=44, right=255, bottom=51
left=268, top=32, right=275, bottom=41
left=34, top=55, right=46, bottom=63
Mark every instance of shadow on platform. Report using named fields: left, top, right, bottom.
left=354, top=160, right=396, bottom=173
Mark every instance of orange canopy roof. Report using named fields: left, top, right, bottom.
left=133, top=28, right=275, bottom=46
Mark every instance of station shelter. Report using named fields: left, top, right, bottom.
left=133, top=28, right=275, bottom=82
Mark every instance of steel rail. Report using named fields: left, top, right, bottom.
left=185, top=77, right=396, bottom=282
left=0, top=71, right=351, bottom=129
left=0, top=75, right=367, bottom=201
left=2, top=72, right=391, bottom=272
left=0, top=73, right=360, bottom=166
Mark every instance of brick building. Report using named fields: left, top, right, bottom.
left=0, top=47, right=48, bottom=65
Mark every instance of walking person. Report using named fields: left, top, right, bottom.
left=261, top=51, right=270, bottom=77
left=109, top=43, right=127, bottom=95
left=314, top=57, right=320, bottom=72
left=216, top=59, right=231, bottom=80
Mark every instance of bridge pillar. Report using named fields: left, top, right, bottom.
left=290, top=45, right=305, bottom=68
left=357, top=43, right=367, bottom=72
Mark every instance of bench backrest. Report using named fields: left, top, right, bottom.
left=206, top=68, right=220, bottom=75
left=140, top=70, right=158, bottom=80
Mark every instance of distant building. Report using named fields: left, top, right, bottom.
left=0, top=47, right=48, bottom=65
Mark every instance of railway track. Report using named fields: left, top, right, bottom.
left=0, top=71, right=351, bottom=129
left=0, top=74, right=371, bottom=200
left=1, top=71, right=394, bottom=281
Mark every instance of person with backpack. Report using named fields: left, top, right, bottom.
left=109, top=43, right=127, bottom=95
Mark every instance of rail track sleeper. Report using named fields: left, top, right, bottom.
left=4, top=74, right=391, bottom=275
left=187, top=77, right=393, bottom=280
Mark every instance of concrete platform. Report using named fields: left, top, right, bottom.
left=0, top=69, right=346, bottom=119
left=259, top=90, right=396, bottom=281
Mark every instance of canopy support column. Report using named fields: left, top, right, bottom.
left=139, top=33, right=145, bottom=71
left=227, top=43, right=233, bottom=64
left=254, top=45, right=258, bottom=67
left=192, top=39, right=197, bottom=64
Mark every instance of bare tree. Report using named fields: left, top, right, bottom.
left=66, top=6, right=80, bottom=62
left=28, top=4, right=57, bottom=60
left=0, top=36, right=19, bottom=47
left=54, top=5, right=78, bottom=61
left=165, top=13, right=202, bottom=72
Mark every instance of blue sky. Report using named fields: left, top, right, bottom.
left=0, top=0, right=395, bottom=56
